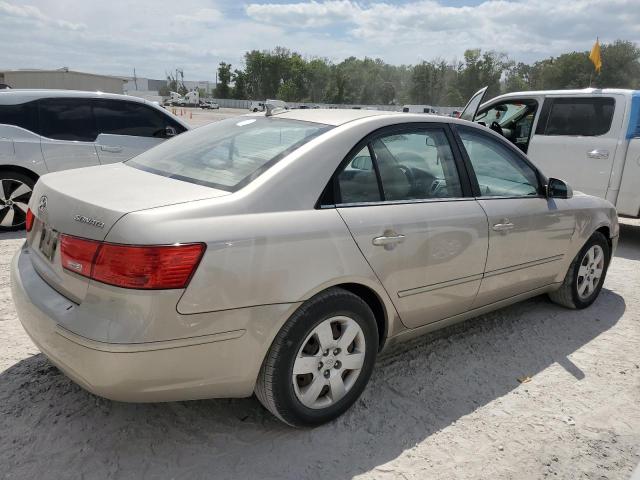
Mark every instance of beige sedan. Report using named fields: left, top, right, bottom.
left=11, top=108, right=618, bottom=426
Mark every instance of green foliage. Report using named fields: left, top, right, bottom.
left=215, top=62, right=232, bottom=99
left=213, top=40, right=640, bottom=106
left=231, top=69, right=247, bottom=99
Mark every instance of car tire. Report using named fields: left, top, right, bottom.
left=255, top=287, right=378, bottom=427
left=0, top=170, right=36, bottom=231
left=548, top=231, right=610, bottom=309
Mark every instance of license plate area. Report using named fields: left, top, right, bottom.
left=39, top=224, right=59, bottom=262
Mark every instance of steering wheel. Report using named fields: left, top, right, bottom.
left=398, top=164, right=415, bottom=187
left=490, top=121, right=504, bottom=136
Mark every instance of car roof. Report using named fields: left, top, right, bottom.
left=492, top=88, right=640, bottom=100
left=0, top=89, right=190, bottom=128
left=247, top=108, right=478, bottom=127
left=256, top=108, right=399, bottom=126
left=0, top=89, right=151, bottom=105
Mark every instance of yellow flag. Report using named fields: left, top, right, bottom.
left=589, top=38, right=602, bottom=73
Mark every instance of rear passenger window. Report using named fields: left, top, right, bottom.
left=541, top=97, right=615, bottom=136
left=94, top=100, right=181, bottom=138
left=0, top=101, right=38, bottom=133
left=337, top=146, right=381, bottom=204
left=38, top=98, right=97, bottom=142
left=372, top=129, right=462, bottom=200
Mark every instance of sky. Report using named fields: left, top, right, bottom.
left=1, top=0, right=639, bottom=81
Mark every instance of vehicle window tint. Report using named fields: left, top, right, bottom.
left=127, top=117, right=330, bottom=192
left=458, top=127, right=539, bottom=197
left=0, top=101, right=38, bottom=133
left=336, top=146, right=381, bottom=204
left=543, top=97, right=615, bottom=136
left=371, top=129, right=462, bottom=200
left=94, top=100, right=177, bottom=138
left=38, top=98, right=97, bottom=142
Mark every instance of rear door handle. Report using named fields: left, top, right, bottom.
left=100, top=145, right=123, bottom=153
left=492, top=222, right=515, bottom=232
left=372, top=234, right=406, bottom=247
left=587, top=149, right=609, bottom=159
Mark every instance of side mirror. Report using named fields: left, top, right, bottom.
left=351, top=156, right=372, bottom=171
left=547, top=178, right=573, bottom=199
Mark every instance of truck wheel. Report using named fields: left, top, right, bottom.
left=548, top=231, right=610, bottom=309
left=0, top=170, right=36, bottom=231
left=255, top=288, right=378, bottom=427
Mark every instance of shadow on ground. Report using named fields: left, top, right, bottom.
left=617, top=221, right=640, bottom=260
left=0, top=288, right=625, bottom=479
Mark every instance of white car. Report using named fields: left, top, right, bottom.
left=249, top=101, right=265, bottom=112
left=0, top=90, right=189, bottom=230
left=462, top=87, right=640, bottom=218
left=402, top=105, right=437, bottom=114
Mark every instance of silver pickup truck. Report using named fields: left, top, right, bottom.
left=461, top=87, right=640, bottom=217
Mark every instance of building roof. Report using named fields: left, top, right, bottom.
left=0, top=68, right=128, bottom=82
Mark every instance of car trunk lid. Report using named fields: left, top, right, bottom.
left=26, top=163, right=229, bottom=303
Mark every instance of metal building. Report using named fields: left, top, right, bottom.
left=0, top=68, right=127, bottom=93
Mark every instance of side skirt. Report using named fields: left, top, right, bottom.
left=383, top=283, right=561, bottom=349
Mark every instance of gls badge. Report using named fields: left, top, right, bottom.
left=74, top=215, right=105, bottom=229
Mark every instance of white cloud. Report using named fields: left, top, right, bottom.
left=246, top=0, right=357, bottom=27
left=0, top=0, right=638, bottom=80
left=174, top=8, right=223, bottom=26
left=246, top=0, right=640, bottom=59
left=0, top=0, right=85, bottom=30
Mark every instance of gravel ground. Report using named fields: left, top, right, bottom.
left=170, top=107, right=249, bottom=127
left=1, top=212, right=639, bottom=479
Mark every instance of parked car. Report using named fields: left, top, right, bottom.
left=461, top=87, right=640, bottom=217
left=249, top=101, right=265, bottom=112
left=12, top=109, right=618, bottom=427
left=402, top=105, right=437, bottom=114
left=200, top=101, right=219, bottom=110
left=0, top=90, right=189, bottom=230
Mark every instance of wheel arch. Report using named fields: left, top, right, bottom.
left=0, top=164, right=40, bottom=184
left=299, top=278, right=400, bottom=352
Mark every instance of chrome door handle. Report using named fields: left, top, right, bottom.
left=100, top=145, right=123, bottom=153
left=492, top=222, right=515, bottom=232
left=587, top=149, right=609, bottom=159
left=372, top=234, right=406, bottom=246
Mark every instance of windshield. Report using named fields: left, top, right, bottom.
left=476, top=103, right=528, bottom=126
left=128, top=117, right=331, bottom=191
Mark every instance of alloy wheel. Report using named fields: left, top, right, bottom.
left=577, top=245, right=604, bottom=299
left=292, top=316, right=366, bottom=409
left=0, top=179, right=32, bottom=228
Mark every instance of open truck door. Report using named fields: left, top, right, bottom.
left=459, top=87, right=488, bottom=122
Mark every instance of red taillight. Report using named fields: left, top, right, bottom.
left=93, top=243, right=205, bottom=289
left=60, top=235, right=100, bottom=278
left=60, top=235, right=205, bottom=290
left=26, top=208, right=35, bottom=232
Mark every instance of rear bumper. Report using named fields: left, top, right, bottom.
left=11, top=246, right=299, bottom=402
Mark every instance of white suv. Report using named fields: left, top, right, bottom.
left=0, top=90, right=189, bottom=230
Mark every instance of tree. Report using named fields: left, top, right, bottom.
left=205, top=39, right=639, bottom=105
left=231, top=69, right=247, bottom=99
left=214, top=62, right=232, bottom=99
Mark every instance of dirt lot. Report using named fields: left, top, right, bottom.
left=1, top=218, right=638, bottom=479
left=168, top=106, right=249, bottom=127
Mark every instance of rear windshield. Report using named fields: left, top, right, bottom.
left=128, top=117, right=330, bottom=191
